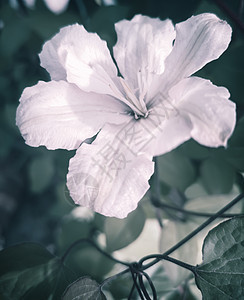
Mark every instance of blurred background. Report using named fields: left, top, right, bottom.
left=0, top=0, right=244, bottom=299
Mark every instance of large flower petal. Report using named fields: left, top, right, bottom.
left=113, top=15, right=175, bottom=100
left=67, top=123, right=154, bottom=218
left=151, top=115, right=192, bottom=157
left=168, top=77, right=236, bottom=147
left=155, top=13, right=232, bottom=95
left=16, top=80, right=129, bottom=150
left=39, top=24, right=122, bottom=97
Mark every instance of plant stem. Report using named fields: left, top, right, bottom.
left=61, top=238, right=130, bottom=267
left=138, top=274, right=151, bottom=300
left=152, top=198, right=243, bottom=219
left=141, top=270, right=157, bottom=300
left=60, top=193, right=244, bottom=299
left=129, top=271, right=144, bottom=300
left=140, top=193, right=244, bottom=269
left=163, top=255, right=196, bottom=274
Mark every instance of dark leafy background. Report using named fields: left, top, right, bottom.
left=0, top=0, right=243, bottom=299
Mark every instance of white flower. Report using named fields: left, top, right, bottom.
left=16, top=14, right=236, bottom=218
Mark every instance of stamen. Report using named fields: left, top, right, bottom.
left=134, top=109, right=150, bottom=120
left=108, top=83, right=145, bottom=117
left=119, top=78, right=141, bottom=107
left=138, top=85, right=148, bottom=113
left=119, top=78, right=148, bottom=115
left=137, top=70, right=149, bottom=111
left=144, top=110, right=149, bottom=118
left=108, top=77, right=149, bottom=119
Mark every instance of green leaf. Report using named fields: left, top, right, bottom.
left=185, top=181, right=209, bottom=199
left=57, top=216, right=114, bottom=279
left=195, top=217, right=244, bottom=299
left=57, top=218, right=93, bottom=253
left=200, top=158, right=235, bottom=194
left=62, top=277, right=106, bottom=300
left=0, top=243, right=75, bottom=300
left=65, top=245, right=115, bottom=280
left=178, top=139, right=210, bottom=160
left=57, top=215, right=114, bottom=279
left=105, top=206, right=145, bottom=252
left=105, top=273, right=133, bottom=299
left=157, top=149, right=196, bottom=192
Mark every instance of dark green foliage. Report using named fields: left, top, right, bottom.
left=62, top=277, right=106, bottom=300
left=195, top=217, right=244, bottom=299
left=105, top=206, right=146, bottom=252
left=0, top=243, right=76, bottom=300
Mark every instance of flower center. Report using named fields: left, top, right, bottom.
left=119, top=78, right=148, bottom=119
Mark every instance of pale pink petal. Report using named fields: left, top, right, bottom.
left=39, top=24, right=122, bottom=98
left=161, top=13, right=232, bottom=90
left=67, top=123, right=154, bottom=218
left=16, top=81, right=129, bottom=150
left=151, top=115, right=192, bottom=157
left=126, top=96, right=192, bottom=156
left=168, top=77, right=236, bottom=147
left=113, top=15, right=175, bottom=100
